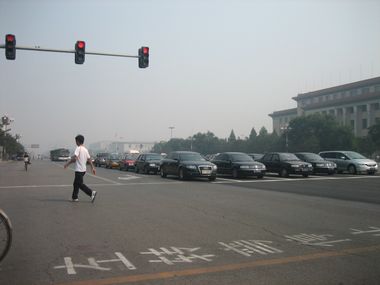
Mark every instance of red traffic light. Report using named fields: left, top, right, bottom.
left=138, top=46, right=149, bottom=68
left=75, top=40, right=86, bottom=64
left=6, top=34, right=15, bottom=42
left=5, top=34, right=16, bottom=60
left=77, top=41, right=85, bottom=49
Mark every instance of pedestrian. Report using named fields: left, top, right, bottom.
left=64, top=134, right=97, bottom=203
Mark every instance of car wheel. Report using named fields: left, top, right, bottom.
left=232, top=169, right=239, bottom=179
left=257, top=174, right=264, bottom=179
left=280, top=168, right=289, bottom=177
left=160, top=167, right=167, bottom=178
left=348, top=165, right=357, bottom=175
left=135, top=166, right=139, bottom=173
left=144, top=167, right=149, bottom=174
left=179, top=168, right=186, bottom=180
left=208, top=176, right=216, bottom=181
left=302, top=173, right=309, bottom=178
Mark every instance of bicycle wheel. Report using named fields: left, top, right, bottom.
left=0, top=210, right=12, bottom=263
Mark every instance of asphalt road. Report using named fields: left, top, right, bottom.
left=0, top=160, right=380, bottom=285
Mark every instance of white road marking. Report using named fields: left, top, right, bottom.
left=212, top=175, right=380, bottom=184
left=52, top=162, right=122, bottom=185
left=118, top=175, right=141, bottom=181
left=0, top=181, right=184, bottom=189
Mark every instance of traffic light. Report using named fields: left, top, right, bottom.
left=75, top=40, right=85, bottom=64
left=138, top=46, right=149, bottom=68
left=5, top=34, right=16, bottom=60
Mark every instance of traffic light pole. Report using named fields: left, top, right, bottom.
left=0, top=45, right=139, bottom=58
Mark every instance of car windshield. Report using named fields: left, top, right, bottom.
left=146, top=154, right=162, bottom=161
left=179, top=153, right=206, bottom=161
left=345, top=151, right=367, bottom=159
left=110, top=154, right=119, bottom=160
left=298, top=153, right=324, bottom=161
left=279, top=153, right=300, bottom=161
left=126, top=154, right=139, bottom=160
left=230, top=153, right=254, bottom=162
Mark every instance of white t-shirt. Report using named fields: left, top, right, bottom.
left=74, top=145, right=90, bottom=172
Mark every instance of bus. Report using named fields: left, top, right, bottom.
left=50, top=148, right=70, bottom=161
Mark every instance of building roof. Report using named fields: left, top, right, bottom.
left=268, top=108, right=297, bottom=117
left=302, top=91, right=380, bottom=110
left=292, top=76, right=380, bottom=101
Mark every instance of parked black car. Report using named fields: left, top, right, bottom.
left=295, top=152, right=336, bottom=175
left=135, top=153, right=163, bottom=174
left=160, top=151, right=217, bottom=181
left=259, top=152, right=313, bottom=177
left=247, top=153, right=264, bottom=161
left=212, top=152, right=266, bottom=178
left=94, top=152, right=109, bottom=167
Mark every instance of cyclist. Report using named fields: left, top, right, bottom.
left=23, top=152, right=31, bottom=170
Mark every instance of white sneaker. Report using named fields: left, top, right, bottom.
left=72, top=198, right=79, bottom=202
left=91, top=191, right=97, bottom=203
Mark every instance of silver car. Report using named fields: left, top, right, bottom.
left=319, top=151, right=378, bottom=175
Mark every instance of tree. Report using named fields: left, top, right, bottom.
left=258, top=127, right=268, bottom=136
left=228, top=129, right=236, bottom=143
left=287, top=114, right=354, bottom=152
left=248, top=127, right=257, bottom=141
left=368, top=122, right=380, bottom=146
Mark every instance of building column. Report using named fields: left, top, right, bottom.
left=342, top=107, right=347, bottom=126
left=353, top=105, right=358, bottom=136
left=367, top=103, right=372, bottom=127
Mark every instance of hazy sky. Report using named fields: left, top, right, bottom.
left=1, top=0, right=380, bottom=153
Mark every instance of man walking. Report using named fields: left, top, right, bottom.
left=64, top=134, right=97, bottom=203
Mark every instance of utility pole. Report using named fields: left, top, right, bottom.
left=280, top=125, right=291, bottom=152
left=169, top=126, right=175, bottom=140
left=1, top=115, right=13, bottom=160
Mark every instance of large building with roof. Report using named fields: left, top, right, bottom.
left=269, top=76, right=380, bottom=137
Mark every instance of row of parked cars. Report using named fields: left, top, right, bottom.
left=94, top=152, right=162, bottom=174
left=93, top=150, right=378, bottom=181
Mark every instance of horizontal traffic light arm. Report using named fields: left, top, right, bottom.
left=0, top=45, right=139, bottom=58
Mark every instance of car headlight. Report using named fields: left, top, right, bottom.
left=149, top=163, right=156, bottom=167
left=240, top=165, right=250, bottom=169
left=316, top=163, right=324, bottom=167
left=186, top=165, right=197, bottom=169
left=291, top=165, right=300, bottom=168
left=212, top=164, right=217, bottom=170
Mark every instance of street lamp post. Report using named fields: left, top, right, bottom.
left=169, top=126, right=175, bottom=140
left=1, top=115, right=14, bottom=160
left=280, top=125, right=291, bottom=152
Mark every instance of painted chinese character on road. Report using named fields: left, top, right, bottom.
left=140, top=247, right=215, bottom=265
left=219, top=240, right=283, bottom=256
left=54, top=252, right=136, bottom=275
left=285, top=233, right=351, bottom=247
left=350, top=226, right=380, bottom=236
